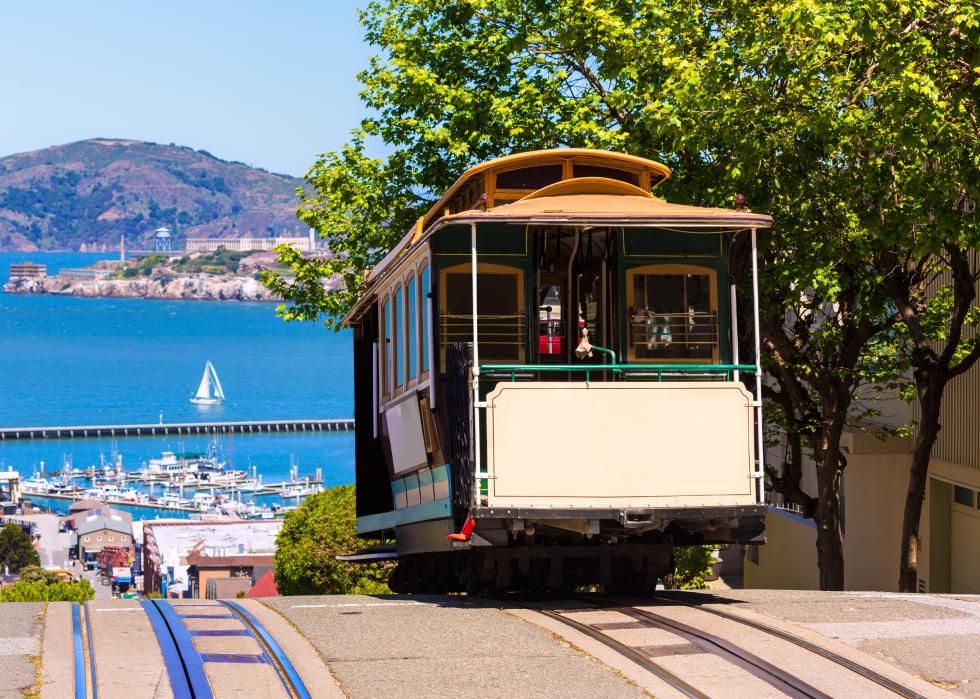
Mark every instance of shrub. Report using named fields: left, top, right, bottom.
left=0, top=579, right=94, bottom=603
left=17, top=566, right=61, bottom=585
left=274, top=485, right=392, bottom=595
left=672, top=545, right=719, bottom=590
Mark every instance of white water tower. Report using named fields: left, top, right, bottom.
left=153, top=226, right=173, bottom=252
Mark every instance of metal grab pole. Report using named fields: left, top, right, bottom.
left=750, top=227, right=765, bottom=504
left=730, top=283, right=739, bottom=383
left=470, top=222, right=482, bottom=506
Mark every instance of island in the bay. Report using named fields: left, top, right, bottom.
left=0, top=138, right=334, bottom=300
left=4, top=247, right=303, bottom=301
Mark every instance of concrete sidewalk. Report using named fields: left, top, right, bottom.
left=0, top=603, right=43, bottom=699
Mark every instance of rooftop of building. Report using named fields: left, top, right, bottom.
left=143, top=519, right=283, bottom=563
left=77, top=509, right=133, bottom=537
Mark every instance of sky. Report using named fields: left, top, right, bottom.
left=0, top=2, right=374, bottom=177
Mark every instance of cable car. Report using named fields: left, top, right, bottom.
left=342, top=149, right=770, bottom=593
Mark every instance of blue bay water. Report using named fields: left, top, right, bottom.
left=0, top=252, right=355, bottom=510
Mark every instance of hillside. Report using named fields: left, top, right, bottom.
left=0, top=139, right=306, bottom=251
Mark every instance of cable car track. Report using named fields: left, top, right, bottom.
left=516, top=595, right=928, bottom=699
left=653, top=592, right=928, bottom=699
left=71, top=600, right=310, bottom=699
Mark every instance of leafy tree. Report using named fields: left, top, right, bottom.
left=17, top=565, right=61, bottom=585
left=0, top=579, right=94, bottom=603
left=274, top=485, right=392, bottom=595
left=268, top=1, right=978, bottom=589
left=0, top=523, right=39, bottom=573
left=886, top=249, right=980, bottom=591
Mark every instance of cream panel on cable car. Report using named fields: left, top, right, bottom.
left=485, top=382, right=755, bottom=507
left=385, top=394, right=428, bottom=475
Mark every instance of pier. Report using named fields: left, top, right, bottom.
left=0, top=418, right=354, bottom=441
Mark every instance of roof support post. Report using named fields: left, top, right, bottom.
left=750, top=227, right=765, bottom=504
left=470, top=222, right=483, bottom=506
left=730, top=282, right=739, bottom=382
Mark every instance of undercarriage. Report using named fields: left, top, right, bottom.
left=385, top=505, right=766, bottom=594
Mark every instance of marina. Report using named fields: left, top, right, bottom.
left=0, top=417, right=355, bottom=441
left=14, top=447, right=326, bottom=519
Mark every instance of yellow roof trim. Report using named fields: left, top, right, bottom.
left=518, top=177, right=654, bottom=201
left=420, top=148, right=670, bottom=229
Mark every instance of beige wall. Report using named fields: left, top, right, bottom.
left=750, top=431, right=980, bottom=592
left=840, top=434, right=912, bottom=591
left=744, top=508, right=818, bottom=589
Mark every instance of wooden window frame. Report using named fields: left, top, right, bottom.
left=406, top=271, right=419, bottom=387
left=567, top=155, right=648, bottom=190
left=489, top=159, right=565, bottom=207
left=380, top=295, right=392, bottom=400
left=392, top=283, right=405, bottom=394
left=418, top=262, right=431, bottom=380
left=624, top=263, right=719, bottom=364
left=438, top=261, right=526, bottom=366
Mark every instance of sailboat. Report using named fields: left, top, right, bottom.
left=190, top=360, right=225, bottom=405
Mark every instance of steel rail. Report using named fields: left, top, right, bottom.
left=655, top=593, right=928, bottom=699
left=618, top=605, right=830, bottom=699
left=83, top=603, right=99, bottom=699
left=139, top=600, right=194, bottom=698
left=71, top=603, right=87, bottom=699
left=150, top=600, right=213, bottom=698
left=219, top=600, right=312, bottom=699
left=523, top=605, right=707, bottom=699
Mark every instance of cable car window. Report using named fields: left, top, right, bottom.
left=420, top=265, right=430, bottom=374
left=627, top=266, right=718, bottom=361
left=572, top=164, right=640, bottom=185
left=495, top=164, right=562, bottom=190
left=394, top=285, right=404, bottom=387
left=382, top=297, right=392, bottom=397
left=407, top=274, right=418, bottom=381
left=440, top=264, right=525, bottom=362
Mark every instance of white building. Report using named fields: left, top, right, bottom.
left=184, top=231, right=316, bottom=254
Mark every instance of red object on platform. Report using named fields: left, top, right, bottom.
left=538, top=335, right=562, bottom=355
left=447, top=517, right=476, bottom=542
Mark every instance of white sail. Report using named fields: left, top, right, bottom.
left=191, top=360, right=224, bottom=404
left=209, top=362, right=225, bottom=400
left=195, top=364, right=212, bottom=399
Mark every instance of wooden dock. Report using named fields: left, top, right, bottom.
left=0, top=418, right=354, bottom=441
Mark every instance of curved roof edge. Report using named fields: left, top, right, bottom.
left=420, top=148, right=671, bottom=228
left=519, top=177, right=655, bottom=200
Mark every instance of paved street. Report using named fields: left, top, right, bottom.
left=18, top=513, right=71, bottom=569
left=80, top=566, right=113, bottom=600
left=0, top=603, right=42, bottom=699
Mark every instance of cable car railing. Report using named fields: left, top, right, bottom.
left=629, top=311, right=719, bottom=359
left=478, top=362, right=756, bottom=382
left=439, top=313, right=526, bottom=356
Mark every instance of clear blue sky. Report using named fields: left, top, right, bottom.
left=0, top=2, right=373, bottom=177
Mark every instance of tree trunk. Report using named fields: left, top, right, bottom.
left=814, top=450, right=845, bottom=590
left=813, top=409, right=847, bottom=591
left=898, top=376, right=945, bottom=592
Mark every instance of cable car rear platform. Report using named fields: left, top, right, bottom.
left=10, top=591, right=972, bottom=698
left=469, top=504, right=768, bottom=528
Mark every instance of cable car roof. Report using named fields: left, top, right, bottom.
left=363, top=176, right=771, bottom=288
left=441, top=178, right=773, bottom=228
